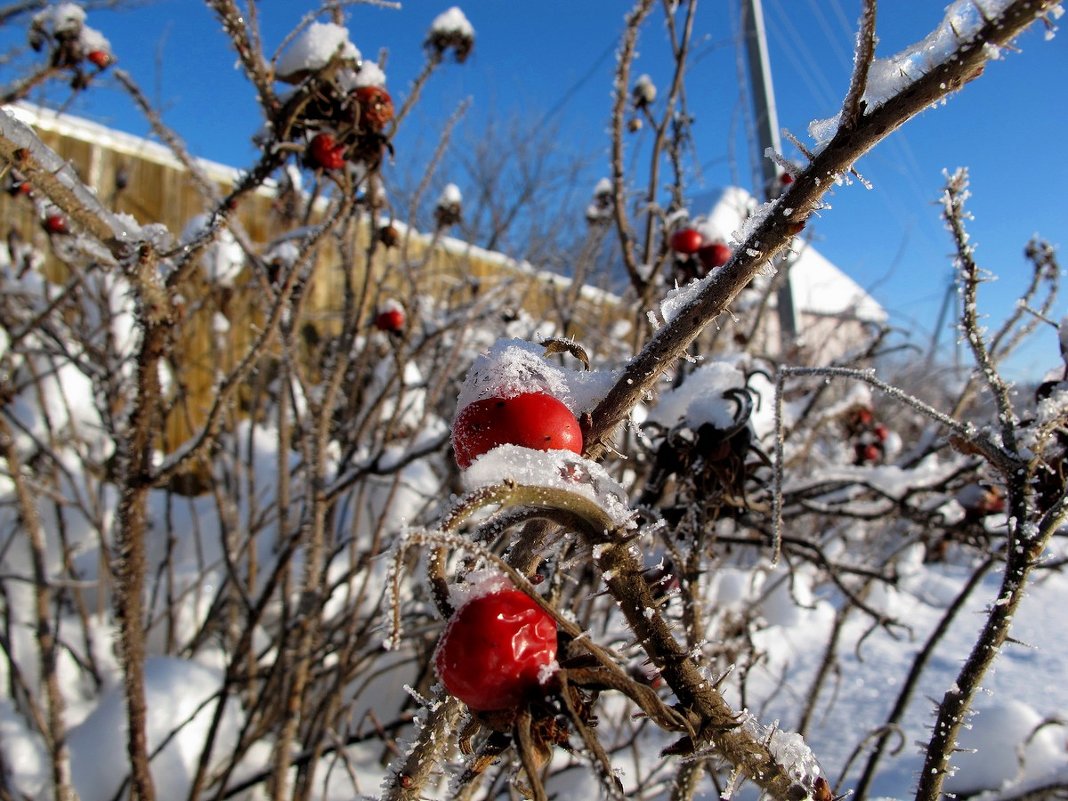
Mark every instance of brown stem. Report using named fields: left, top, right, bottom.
left=112, top=245, right=174, bottom=801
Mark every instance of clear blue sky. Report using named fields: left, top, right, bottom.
left=5, top=1, right=1066, bottom=380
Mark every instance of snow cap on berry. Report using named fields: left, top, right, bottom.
left=632, top=73, right=657, bottom=107
left=426, top=6, right=475, bottom=63
left=454, top=338, right=616, bottom=424
left=434, top=183, right=463, bottom=228
left=276, top=22, right=361, bottom=83
left=586, top=178, right=614, bottom=224
left=32, top=3, right=85, bottom=38
left=353, top=60, right=386, bottom=89
left=80, top=25, right=110, bottom=59
left=447, top=568, right=512, bottom=610
left=455, top=338, right=573, bottom=414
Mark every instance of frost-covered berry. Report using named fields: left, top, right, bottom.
left=434, top=587, right=557, bottom=711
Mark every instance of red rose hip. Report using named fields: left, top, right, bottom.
left=452, top=392, right=583, bottom=469
left=434, top=588, right=558, bottom=711
left=308, top=133, right=346, bottom=170
left=669, top=227, right=704, bottom=255
left=353, top=86, right=395, bottom=132
left=43, top=213, right=68, bottom=234
left=87, top=50, right=112, bottom=68
left=698, top=241, right=732, bottom=270
left=374, top=307, right=405, bottom=332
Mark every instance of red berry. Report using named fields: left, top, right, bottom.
left=852, top=406, right=874, bottom=427
left=854, top=442, right=881, bottom=464
left=434, top=588, right=558, bottom=711
left=452, top=392, right=583, bottom=469
left=977, top=490, right=1006, bottom=515
left=308, top=133, right=346, bottom=170
left=669, top=227, right=704, bottom=255
left=780, top=172, right=794, bottom=186
left=87, top=50, right=111, bottom=69
left=44, top=213, right=68, bottom=234
left=698, top=241, right=732, bottom=270
left=353, top=86, right=394, bottom=132
left=374, top=307, right=405, bottom=332
left=874, top=423, right=889, bottom=442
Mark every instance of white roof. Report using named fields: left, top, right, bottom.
left=698, top=186, right=886, bottom=324
left=7, top=101, right=250, bottom=189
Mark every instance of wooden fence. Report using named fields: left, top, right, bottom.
left=2, top=103, right=627, bottom=460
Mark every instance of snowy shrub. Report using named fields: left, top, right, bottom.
left=0, top=3, right=1066, bottom=801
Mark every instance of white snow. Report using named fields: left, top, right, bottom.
left=68, top=658, right=243, bottom=801
left=32, top=2, right=86, bottom=35
left=276, top=22, right=361, bottom=81
left=633, top=73, right=657, bottom=105
left=79, top=25, right=110, bottom=54
left=438, top=182, right=463, bottom=207
left=455, top=337, right=575, bottom=412
left=180, top=213, right=245, bottom=287
left=463, top=445, right=636, bottom=529
left=644, top=361, right=747, bottom=429
left=445, top=568, right=513, bottom=610
left=429, top=6, right=474, bottom=38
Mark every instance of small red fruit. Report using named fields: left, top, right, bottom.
left=854, top=442, right=881, bottom=464
left=452, top=392, right=583, bottom=469
left=374, top=307, right=405, bottom=332
left=43, top=213, right=68, bottom=234
left=873, top=423, right=889, bottom=442
left=308, top=133, right=346, bottom=170
left=87, top=50, right=111, bottom=68
left=780, top=172, right=795, bottom=186
left=698, top=241, right=732, bottom=270
left=353, top=86, right=395, bottom=132
left=851, top=406, right=874, bottom=428
left=669, top=227, right=704, bottom=255
left=434, top=588, right=558, bottom=711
